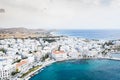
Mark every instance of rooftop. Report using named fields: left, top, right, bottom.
left=52, top=50, right=65, bottom=54
left=16, top=59, right=28, bottom=68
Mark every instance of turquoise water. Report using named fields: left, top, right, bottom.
left=55, top=30, right=120, bottom=40
left=30, top=59, right=120, bottom=80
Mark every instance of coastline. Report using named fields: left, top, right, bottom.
left=22, top=60, right=56, bottom=80
left=26, top=56, right=120, bottom=80
left=17, top=30, right=120, bottom=80
left=52, top=29, right=120, bottom=40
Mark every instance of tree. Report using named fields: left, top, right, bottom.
left=29, top=51, right=32, bottom=54
left=41, top=54, right=49, bottom=62
left=0, top=48, right=6, bottom=53
left=11, top=69, right=19, bottom=76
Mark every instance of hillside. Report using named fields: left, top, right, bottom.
left=0, top=27, right=51, bottom=39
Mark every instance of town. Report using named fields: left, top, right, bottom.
left=0, top=34, right=120, bottom=80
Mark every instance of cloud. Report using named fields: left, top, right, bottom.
left=0, top=0, right=120, bottom=29
left=0, top=8, right=5, bottom=13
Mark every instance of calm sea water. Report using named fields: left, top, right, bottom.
left=30, top=30, right=120, bottom=80
left=54, top=29, right=120, bottom=40
left=30, top=59, right=120, bottom=80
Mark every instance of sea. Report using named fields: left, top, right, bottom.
left=53, top=29, right=120, bottom=40
left=30, top=59, right=120, bottom=80
left=30, top=29, right=120, bottom=80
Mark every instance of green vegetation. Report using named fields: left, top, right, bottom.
left=0, top=48, right=6, bottom=53
left=22, top=56, right=28, bottom=59
left=11, top=72, right=18, bottom=76
left=105, top=41, right=114, bottom=46
left=43, top=38, right=56, bottom=43
left=101, top=49, right=108, bottom=56
left=29, top=51, right=32, bottom=54
left=41, top=54, right=49, bottom=62
left=12, top=59, right=21, bottom=64
left=83, top=39, right=90, bottom=42
left=16, top=52, right=19, bottom=55
left=20, top=65, right=41, bottom=78
left=58, top=45, right=61, bottom=51
left=83, top=54, right=87, bottom=58
left=102, top=41, right=114, bottom=48
left=113, top=45, right=120, bottom=51
left=34, top=50, right=37, bottom=53
left=11, top=69, right=19, bottom=76
left=16, top=59, right=21, bottom=62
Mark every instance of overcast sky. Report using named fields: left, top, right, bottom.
left=0, top=0, right=120, bottom=29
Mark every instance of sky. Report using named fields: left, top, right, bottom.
left=0, top=0, right=120, bottom=29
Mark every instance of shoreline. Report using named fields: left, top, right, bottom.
left=23, top=60, right=56, bottom=80
left=26, top=57, right=120, bottom=80
left=1, top=29, right=120, bottom=80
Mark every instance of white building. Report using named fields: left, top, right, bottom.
left=0, top=59, right=15, bottom=80
left=15, top=59, right=29, bottom=73
left=52, top=50, right=68, bottom=61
